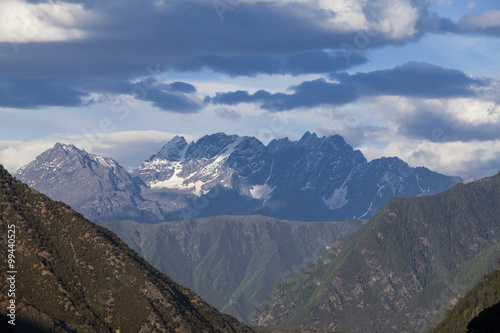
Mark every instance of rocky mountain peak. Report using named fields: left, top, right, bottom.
left=296, top=132, right=356, bottom=155
left=267, top=137, right=293, bottom=152
left=15, top=143, right=162, bottom=222
left=184, top=132, right=240, bottom=160
left=297, top=131, right=319, bottom=146
left=152, top=135, right=189, bottom=161
left=52, top=142, right=88, bottom=157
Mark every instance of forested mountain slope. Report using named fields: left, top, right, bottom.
left=255, top=171, right=500, bottom=332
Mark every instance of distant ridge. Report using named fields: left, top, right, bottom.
left=98, top=216, right=363, bottom=322
left=17, top=132, right=461, bottom=223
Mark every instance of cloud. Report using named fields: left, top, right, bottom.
left=0, top=76, right=88, bottom=108
left=314, top=123, right=387, bottom=147
left=458, top=9, right=500, bottom=36
left=0, top=0, right=93, bottom=43
left=0, top=76, right=201, bottom=112
left=359, top=136, right=500, bottom=179
left=395, top=97, right=500, bottom=143
left=398, top=109, right=500, bottom=142
left=129, top=80, right=202, bottom=113
left=1, top=0, right=498, bottom=113
left=0, top=0, right=455, bottom=111
left=175, top=50, right=369, bottom=77
left=0, top=139, right=55, bottom=174
left=467, top=2, right=477, bottom=9
left=215, top=108, right=242, bottom=120
left=209, top=62, right=488, bottom=110
left=335, top=62, right=487, bottom=98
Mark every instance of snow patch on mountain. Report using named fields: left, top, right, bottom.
left=250, top=184, right=274, bottom=203
left=323, top=186, right=349, bottom=210
left=93, top=155, right=118, bottom=169
left=359, top=202, right=373, bottom=219
left=150, top=165, right=191, bottom=189
left=214, top=137, right=244, bottom=163
left=148, top=137, right=245, bottom=196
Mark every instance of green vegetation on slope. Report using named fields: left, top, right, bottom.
left=0, top=165, right=252, bottom=332
left=255, top=171, right=500, bottom=333
left=98, top=216, right=363, bottom=323
left=431, top=259, right=500, bottom=333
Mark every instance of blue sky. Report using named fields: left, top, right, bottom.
left=1, top=0, right=499, bottom=178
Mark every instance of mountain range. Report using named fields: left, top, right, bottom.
left=97, top=216, right=363, bottom=323
left=16, top=132, right=462, bottom=223
left=254, top=171, right=500, bottom=332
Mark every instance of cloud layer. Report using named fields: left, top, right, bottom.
left=209, top=62, right=489, bottom=110
left=2, top=0, right=497, bottom=112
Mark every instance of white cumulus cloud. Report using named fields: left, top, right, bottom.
left=0, top=0, right=96, bottom=43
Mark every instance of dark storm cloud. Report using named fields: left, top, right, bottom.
left=0, top=0, right=375, bottom=111
left=209, top=62, right=488, bottom=110
left=0, top=77, right=87, bottom=109
left=169, top=82, right=197, bottom=94
left=129, top=80, right=201, bottom=113
left=332, top=62, right=487, bottom=98
left=1, top=0, right=443, bottom=81
left=2, top=0, right=498, bottom=111
left=397, top=108, right=500, bottom=143
left=0, top=75, right=201, bottom=112
left=174, top=51, right=368, bottom=77
left=0, top=1, right=350, bottom=79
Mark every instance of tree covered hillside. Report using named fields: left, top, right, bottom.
left=255, top=171, right=500, bottom=332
